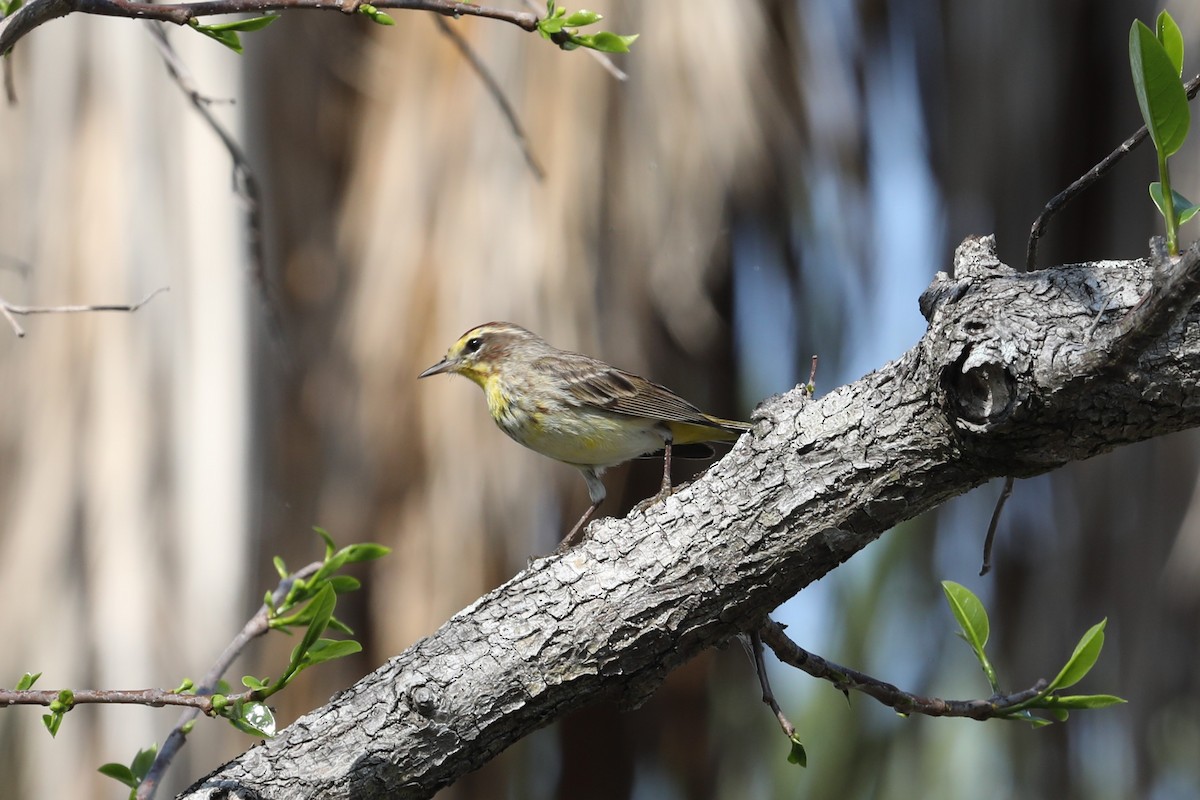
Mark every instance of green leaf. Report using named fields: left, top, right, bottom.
left=1044, top=693, right=1127, bottom=709
left=1130, top=20, right=1190, bottom=157
left=15, top=672, right=40, bottom=690
left=357, top=4, right=395, bottom=25
left=327, top=575, right=362, bottom=593
left=172, top=678, right=195, bottom=694
left=241, top=675, right=270, bottom=691
left=273, top=555, right=287, bottom=579
left=130, top=745, right=158, bottom=780
left=941, top=581, right=989, bottom=650
left=197, top=14, right=278, bottom=33
left=563, top=9, right=601, bottom=26
left=300, top=638, right=362, bottom=667
left=1157, top=11, right=1184, bottom=77
left=0, top=0, right=24, bottom=17
left=786, top=734, right=807, bottom=767
left=97, top=763, right=138, bottom=789
left=573, top=31, right=638, bottom=53
left=289, top=584, right=336, bottom=671
left=337, top=542, right=391, bottom=564
left=1149, top=183, right=1200, bottom=224
left=190, top=24, right=244, bottom=54
left=43, top=711, right=63, bottom=737
left=315, top=526, right=336, bottom=559
left=1047, top=619, right=1106, bottom=692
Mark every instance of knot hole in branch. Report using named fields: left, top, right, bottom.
left=941, top=345, right=1018, bottom=427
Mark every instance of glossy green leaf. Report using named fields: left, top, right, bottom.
left=290, top=584, right=336, bottom=669
left=1047, top=619, right=1106, bottom=692
left=1130, top=20, right=1190, bottom=156
left=15, top=672, right=40, bottom=690
left=1157, top=11, right=1184, bottom=77
left=941, top=581, right=989, bottom=651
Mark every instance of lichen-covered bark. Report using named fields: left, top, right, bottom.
left=180, top=237, right=1200, bottom=799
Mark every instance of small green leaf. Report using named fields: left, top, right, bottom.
left=97, top=763, right=138, bottom=789
left=15, top=672, right=40, bottom=690
left=211, top=693, right=229, bottom=713
left=289, top=584, right=336, bottom=671
left=356, top=4, right=395, bottom=25
left=1049, top=707, right=1069, bottom=722
left=786, top=734, right=807, bottom=767
left=1044, top=693, right=1127, bottom=709
left=241, top=675, right=269, bottom=691
left=1047, top=619, right=1106, bottom=692
left=190, top=25, right=244, bottom=54
left=573, top=31, right=638, bottom=53
left=314, top=527, right=336, bottom=559
left=1130, top=20, right=1190, bottom=156
left=198, top=14, right=278, bottom=33
left=327, top=575, right=362, bottom=593
left=273, top=556, right=287, bottom=579
left=1150, top=183, right=1200, bottom=224
left=300, top=638, right=362, bottom=667
left=941, top=581, right=989, bottom=651
left=338, top=543, right=391, bottom=564
left=1156, top=11, right=1184, bottom=77
left=0, top=0, right=24, bottom=17
left=172, top=678, right=195, bottom=694
left=43, top=711, right=63, bottom=737
left=130, top=745, right=158, bottom=780
left=563, top=9, right=601, bottom=26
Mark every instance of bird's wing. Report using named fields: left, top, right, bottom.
left=541, top=354, right=729, bottom=427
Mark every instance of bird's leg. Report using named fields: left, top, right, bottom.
left=555, top=467, right=607, bottom=552
left=659, top=439, right=674, bottom=496
left=557, top=501, right=601, bottom=552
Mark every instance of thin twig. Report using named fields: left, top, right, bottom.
left=748, top=630, right=796, bottom=741
left=758, top=619, right=1049, bottom=720
left=433, top=15, right=545, bottom=180
left=979, top=475, right=1013, bottom=576
left=137, top=561, right=323, bottom=800
left=0, top=0, right=538, bottom=54
left=1026, top=73, right=1200, bottom=271
left=0, top=286, right=168, bottom=338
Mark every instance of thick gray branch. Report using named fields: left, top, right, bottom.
left=180, top=236, right=1200, bottom=799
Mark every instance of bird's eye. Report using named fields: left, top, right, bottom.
left=464, top=337, right=484, bottom=354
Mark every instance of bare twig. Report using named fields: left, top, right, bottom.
left=758, top=619, right=1049, bottom=720
left=433, top=15, right=545, bottom=180
left=748, top=630, right=797, bottom=742
left=146, top=24, right=276, bottom=327
left=0, top=286, right=168, bottom=337
left=136, top=561, right=324, bottom=800
left=1026, top=73, right=1200, bottom=271
left=979, top=475, right=1014, bottom=576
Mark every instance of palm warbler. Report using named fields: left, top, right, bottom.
left=418, top=322, right=749, bottom=548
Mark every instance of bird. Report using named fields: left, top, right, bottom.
left=418, top=322, right=750, bottom=549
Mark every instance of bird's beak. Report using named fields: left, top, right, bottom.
left=418, top=358, right=457, bottom=379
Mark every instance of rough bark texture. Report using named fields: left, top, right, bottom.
left=180, top=236, right=1200, bottom=799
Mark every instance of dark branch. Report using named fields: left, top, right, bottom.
left=758, top=620, right=1048, bottom=720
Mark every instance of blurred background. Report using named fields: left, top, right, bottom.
left=1, top=0, right=1198, bottom=798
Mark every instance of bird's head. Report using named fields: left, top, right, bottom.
left=417, top=322, right=541, bottom=387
